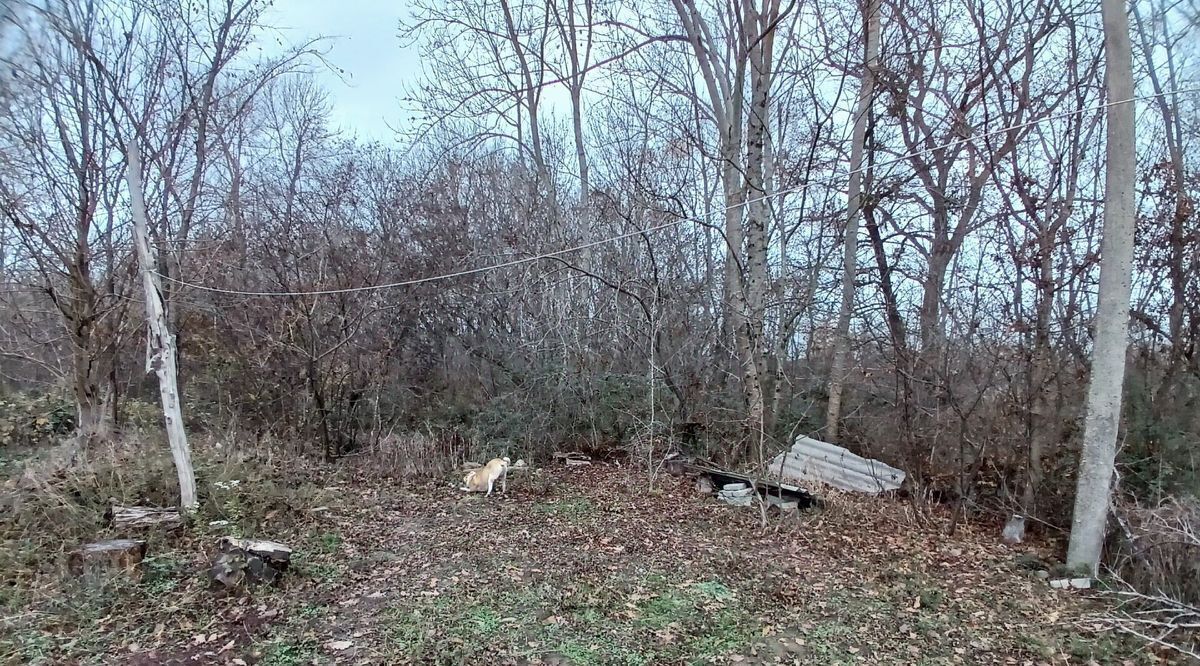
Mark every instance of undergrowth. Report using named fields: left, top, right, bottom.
left=0, top=435, right=1179, bottom=665
left=0, top=434, right=333, bottom=663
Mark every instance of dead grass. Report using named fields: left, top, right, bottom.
left=356, top=429, right=471, bottom=480
left=0, top=444, right=1174, bottom=665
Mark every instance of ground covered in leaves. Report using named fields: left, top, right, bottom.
left=0, top=450, right=1168, bottom=665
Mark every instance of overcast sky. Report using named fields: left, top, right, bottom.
left=265, top=0, right=420, bottom=143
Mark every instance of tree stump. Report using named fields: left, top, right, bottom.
left=209, top=537, right=292, bottom=589
left=68, top=539, right=147, bottom=581
left=107, top=505, right=183, bottom=531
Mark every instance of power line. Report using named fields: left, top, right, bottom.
left=156, top=86, right=1199, bottom=299
left=159, top=218, right=690, bottom=297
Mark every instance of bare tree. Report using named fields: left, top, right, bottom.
left=669, top=0, right=793, bottom=452
left=825, top=0, right=881, bottom=443
left=547, top=0, right=601, bottom=201
left=0, top=0, right=135, bottom=448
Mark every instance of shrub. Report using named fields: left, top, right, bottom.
left=0, top=392, right=74, bottom=449
left=1111, top=496, right=1200, bottom=605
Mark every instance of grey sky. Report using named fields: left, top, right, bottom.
left=266, top=0, right=420, bottom=142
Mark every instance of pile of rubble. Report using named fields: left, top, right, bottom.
left=716, top=482, right=754, bottom=506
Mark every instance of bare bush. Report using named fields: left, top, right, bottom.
left=1111, top=497, right=1200, bottom=604
left=1098, top=497, right=1200, bottom=659
left=358, top=430, right=470, bottom=480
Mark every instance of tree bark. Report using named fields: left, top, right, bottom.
left=743, top=0, right=783, bottom=448
left=126, top=143, right=198, bottom=510
left=1067, top=0, right=1136, bottom=575
left=825, top=0, right=880, bottom=443
left=71, top=325, right=109, bottom=448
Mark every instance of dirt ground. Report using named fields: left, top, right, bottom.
left=0, top=459, right=1164, bottom=665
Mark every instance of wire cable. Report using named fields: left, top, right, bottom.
left=154, top=86, right=1200, bottom=298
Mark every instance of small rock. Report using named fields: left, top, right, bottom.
left=1001, top=514, right=1026, bottom=544
left=766, top=496, right=799, bottom=512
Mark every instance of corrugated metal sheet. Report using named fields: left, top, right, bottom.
left=768, top=436, right=905, bottom=493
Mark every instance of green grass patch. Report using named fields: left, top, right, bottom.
left=255, top=635, right=320, bottom=666
left=533, top=497, right=595, bottom=520
left=381, top=572, right=758, bottom=664
left=311, top=531, right=343, bottom=554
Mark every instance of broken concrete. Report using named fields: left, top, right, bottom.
left=1049, top=577, right=1093, bottom=590
left=766, top=496, right=799, bottom=512
left=718, top=484, right=754, bottom=507
left=682, top=462, right=818, bottom=509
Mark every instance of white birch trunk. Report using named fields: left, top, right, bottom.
left=125, top=143, right=198, bottom=510
left=1066, top=0, right=1136, bottom=575
left=825, top=0, right=880, bottom=443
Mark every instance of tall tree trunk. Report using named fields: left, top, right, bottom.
left=68, top=302, right=109, bottom=447
left=919, top=247, right=953, bottom=355
left=743, top=0, right=781, bottom=448
left=1066, top=0, right=1135, bottom=575
left=126, top=143, right=198, bottom=510
left=826, top=0, right=879, bottom=443
left=306, top=356, right=335, bottom=461
left=719, top=50, right=750, bottom=454
left=569, top=85, right=589, bottom=203
left=1023, top=237, right=1055, bottom=515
